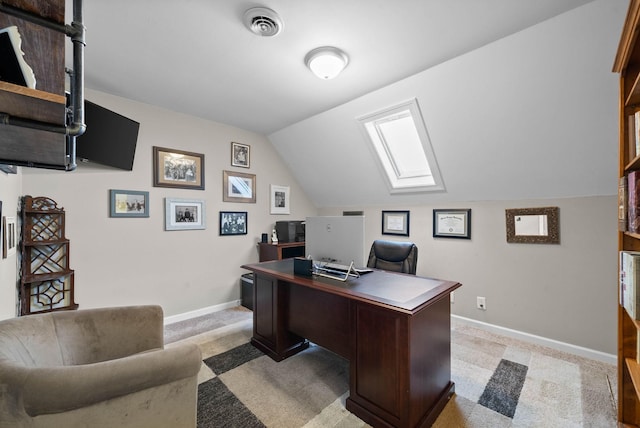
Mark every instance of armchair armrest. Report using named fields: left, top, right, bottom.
left=9, top=342, right=201, bottom=416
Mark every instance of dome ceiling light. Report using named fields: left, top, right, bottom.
left=304, top=46, right=349, bottom=80
left=243, top=7, right=283, bottom=37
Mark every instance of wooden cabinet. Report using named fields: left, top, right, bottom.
left=258, top=242, right=305, bottom=262
left=614, top=1, right=640, bottom=425
left=19, top=195, right=77, bottom=315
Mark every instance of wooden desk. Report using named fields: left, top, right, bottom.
left=241, top=259, right=461, bottom=428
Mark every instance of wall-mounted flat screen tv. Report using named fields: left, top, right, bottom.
left=75, top=99, right=140, bottom=171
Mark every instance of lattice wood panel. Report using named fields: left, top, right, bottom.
left=21, top=274, right=75, bottom=314
left=20, top=195, right=77, bottom=315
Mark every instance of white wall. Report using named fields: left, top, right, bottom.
left=320, top=195, right=617, bottom=354
left=0, top=171, right=21, bottom=317
left=269, top=0, right=624, bottom=206
left=266, top=0, right=623, bottom=355
left=15, top=89, right=317, bottom=319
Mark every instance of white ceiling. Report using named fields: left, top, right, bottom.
left=67, top=0, right=596, bottom=136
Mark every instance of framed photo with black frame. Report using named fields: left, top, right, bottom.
left=109, top=189, right=149, bottom=217
left=153, top=146, right=205, bottom=190
left=164, top=198, right=206, bottom=231
left=219, top=211, right=248, bottom=236
left=382, top=210, right=410, bottom=236
left=433, top=209, right=471, bottom=239
left=231, top=142, right=250, bottom=168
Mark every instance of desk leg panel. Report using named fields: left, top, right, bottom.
left=348, top=302, right=405, bottom=426
left=409, top=296, right=455, bottom=427
left=251, top=274, right=308, bottom=361
left=347, top=296, right=455, bottom=428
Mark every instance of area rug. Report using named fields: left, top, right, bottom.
left=168, top=314, right=617, bottom=427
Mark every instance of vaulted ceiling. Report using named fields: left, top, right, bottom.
left=70, top=0, right=595, bottom=136
left=69, top=0, right=625, bottom=207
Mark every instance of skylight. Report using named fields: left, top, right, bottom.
left=358, top=99, right=444, bottom=193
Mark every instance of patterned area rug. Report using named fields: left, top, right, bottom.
left=167, top=309, right=616, bottom=427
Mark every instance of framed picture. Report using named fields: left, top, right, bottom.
left=219, top=211, right=248, bottom=236
left=270, top=184, right=290, bottom=215
left=382, top=210, right=410, bottom=236
left=0, top=165, right=17, bottom=174
left=223, top=170, right=256, bottom=203
left=433, top=209, right=471, bottom=239
left=231, top=142, right=250, bottom=168
left=164, top=198, right=206, bottom=231
left=505, top=206, right=559, bottom=244
left=109, top=189, right=149, bottom=217
left=3, top=216, right=16, bottom=258
left=153, top=146, right=205, bottom=190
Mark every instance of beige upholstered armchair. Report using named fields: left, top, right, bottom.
left=0, top=305, right=202, bottom=428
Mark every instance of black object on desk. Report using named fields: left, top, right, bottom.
left=293, top=257, right=312, bottom=276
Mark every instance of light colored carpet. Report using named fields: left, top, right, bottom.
left=166, top=307, right=617, bottom=427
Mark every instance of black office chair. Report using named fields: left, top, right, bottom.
left=366, top=240, right=418, bottom=275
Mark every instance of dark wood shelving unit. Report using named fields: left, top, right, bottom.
left=19, top=195, right=77, bottom=315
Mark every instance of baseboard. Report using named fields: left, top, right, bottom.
left=453, top=315, right=616, bottom=365
left=165, top=305, right=616, bottom=365
left=163, top=300, right=241, bottom=325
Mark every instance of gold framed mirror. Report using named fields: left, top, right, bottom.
left=505, top=206, right=559, bottom=244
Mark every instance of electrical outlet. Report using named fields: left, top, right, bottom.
left=450, top=292, right=455, bottom=304
left=477, top=296, right=486, bottom=310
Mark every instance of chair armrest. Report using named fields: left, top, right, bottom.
left=11, top=342, right=201, bottom=416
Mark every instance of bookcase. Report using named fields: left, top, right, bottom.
left=614, top=1, right=640, bottom=425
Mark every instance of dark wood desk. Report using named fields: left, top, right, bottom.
left=241, top=259, right=461, bottom=428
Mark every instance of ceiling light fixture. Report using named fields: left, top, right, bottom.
left=304, top=46, right=349, bottom=80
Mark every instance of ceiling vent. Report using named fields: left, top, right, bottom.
left=243, top=7, right=283, bottom=37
